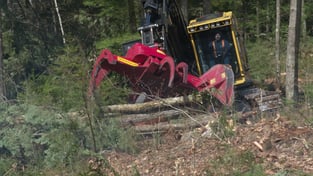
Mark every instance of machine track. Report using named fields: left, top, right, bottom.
left=233, top=87, right=282, bottom=124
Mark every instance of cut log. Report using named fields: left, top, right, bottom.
left=119, top=110, right=184, bottom=126
left=102, top=95, right=202, bottom=114
left=134, top=114, right=214, bottom=134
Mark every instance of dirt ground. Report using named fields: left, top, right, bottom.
left=90, top=113, right=313, bottom=176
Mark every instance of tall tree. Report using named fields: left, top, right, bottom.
left=275, top=0, right=281, bottom=89
left=301, top=0, right=306, bottom=38
left=286, top=0, right=302, bottom=102
left=266, top=0, right=270, bottom=33
left=0, top=8, right=5, bottom=100
left=54, top=0, right=65, bottom=44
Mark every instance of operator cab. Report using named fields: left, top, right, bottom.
left=187, top=11, right=249, bottom=86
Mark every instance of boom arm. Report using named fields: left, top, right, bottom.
left=139, top=0, right=194, bottom=65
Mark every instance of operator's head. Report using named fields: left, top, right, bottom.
left=215, top=33, right=221, bottom=41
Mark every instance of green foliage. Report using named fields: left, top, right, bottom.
left=95, top=33, right=140, bottom=55
left=93, top=118, right=138, bottom=154
left=0, top=104, right=89, bottom=174
left=1, top=1, right=65, bottom=100
left=70, top=0, right=131, bottom=51
left=207, top=148, right=265, bottom=176
left=19, top=45, right=88, bottom=111
left=0, top=105, right=35, bottom=163
left=83, top=0, right=128, bottom=18
left=0, top=102, right=139, bottom=174
left=211, top=0, right=243, bottom=12
left=0, top=158, right=15, bottom=176
left=37, top=126, right=81, bottom=168
left=246, top=40, right=277, bottom=83
left=300, top=37, right=313, bottom=108
left=19, top=37, right=134, bottom=111
left=303, top=84, right=313, bottom=108
left=94, top=75, right=131, bottom=107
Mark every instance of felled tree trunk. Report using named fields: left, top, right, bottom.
left=134, top=114, right=212, bottom=134
left=119, top=110, right=184, bottom=126
left=101, top=95, right=218, bottom=134
left=102, top=95, right=202, bottom=114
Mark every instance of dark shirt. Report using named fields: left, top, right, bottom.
left=209, top=39, right=231, bottom=66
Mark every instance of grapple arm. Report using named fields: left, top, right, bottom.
left=88, top=43, right=234, bottom=106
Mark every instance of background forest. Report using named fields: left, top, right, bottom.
left=0, top=0, right=313, bottom=175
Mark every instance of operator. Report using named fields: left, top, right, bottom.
left=208, top=33, right=231, bottom=67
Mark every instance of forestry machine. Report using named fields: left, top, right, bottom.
left=89, top=0, right=281, bottom=113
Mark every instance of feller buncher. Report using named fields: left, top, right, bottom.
left=89, top=0, right=281, bottom=114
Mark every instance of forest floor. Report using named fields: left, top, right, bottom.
left=90, top=111, right=313, bottom=176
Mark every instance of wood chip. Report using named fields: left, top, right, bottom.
left=253, top=141, right=263, bottom=151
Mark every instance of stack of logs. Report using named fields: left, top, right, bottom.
left=101, top=95, right=216, bottom=135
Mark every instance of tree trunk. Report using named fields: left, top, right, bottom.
left=53, top=0, right=65, bottom=44
left=134, top=114, right=210, bottom=134
left=180, top=0, right=188, bottom=23
left=286, top=0, right=302, bottom=102
left=0, top=8, right=5, bottom=100
left=128, top=0, right=137, bottom=33
left=102, top=95, right=202, bottom=114
left=203, top=0, right=212, bottom=15
left=119, top=110, right=184, bottom=126
left=266, top=0, right=270, bottom=33
left=256, top=0, right=260, bottom=40
left=275, top=0, right=281, bottom=90
left=301, top=0, right=306, bottom=38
